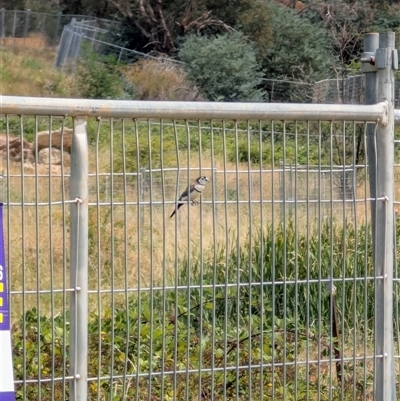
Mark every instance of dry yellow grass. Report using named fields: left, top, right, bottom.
left=0, top=43, right=77, bottom=97
left=0, top=34, right=47, bottom=49
left=3, top=144, right=391, bottom=320
left=123, top=58, right=201, bottom=101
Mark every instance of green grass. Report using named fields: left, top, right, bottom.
left=3, top=45, right=400, bottom=401
left=12, top=220, right=381, bottom=400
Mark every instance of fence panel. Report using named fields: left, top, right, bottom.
left=0, top=9, right=121, bottom=47
left=0, top=96, right=395, bottom=400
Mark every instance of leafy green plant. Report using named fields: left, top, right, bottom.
left=179, top=33, right=265, bottom=102
left=12, top=219, right=381, bottom=400
left=75, top=45, right=129, bottom=99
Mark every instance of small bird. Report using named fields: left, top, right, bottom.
left=170, top=176, right=209, bottom=218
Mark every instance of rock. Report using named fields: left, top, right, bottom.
left=38, top=147, right=71, bottom=166
left=0, top=134, right=34, bottom=162
left=33, top=127, right=73, bottom=156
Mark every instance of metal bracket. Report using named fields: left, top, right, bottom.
left=361, top=48, right=398, bottom=72
left=393, top=49, right=398, bottom=70
left=380, top=100, right=389, bottom=126
left=360, top=51, right=377, bottom=72
left=376, top=48, right=388, bottom=69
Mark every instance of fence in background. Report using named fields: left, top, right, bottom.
left=54, top=19, right=181, bottom=73
left=3, top=10, right=400, bottom=105
left=0, top=8, right=121, bottom=47
left=0, top=32, right=398, bottom=400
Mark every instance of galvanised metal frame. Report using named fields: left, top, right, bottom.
left=0, top=32, right=397, bottom=401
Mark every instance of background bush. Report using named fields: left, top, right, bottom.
left=179, top=33, right=265, bottom=102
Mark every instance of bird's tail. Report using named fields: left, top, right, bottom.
left=170, top=203, right=184, bottom=218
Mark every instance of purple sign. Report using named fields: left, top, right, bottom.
left=0, top=203, right=15, bottom=400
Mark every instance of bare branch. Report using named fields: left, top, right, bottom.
left=181, top=10, right=234, bottom=35
left=107, top=0, right=134, bottom=18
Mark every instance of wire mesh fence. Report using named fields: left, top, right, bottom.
left=0, top=93, right=396, bottom=400
left=0, top=8, right=121, bottom=47
left=54, top=19, right=182, bottom=73
left=263, top=76, right=400, bottom=105
left=262, top=76, right=365, bottom=104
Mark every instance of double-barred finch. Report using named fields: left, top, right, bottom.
left=170, top=176, right=209, bottom=218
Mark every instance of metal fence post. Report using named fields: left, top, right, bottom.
left=374, top=31, right=397, bottom=401
left=54, top=12, right=62, bottom=45
left=23, top=9, right=30, bottom=41
left=54, top=26, right=67, bottom=68
left=0, top=9, right=5, bottom=39
left=362, top=32, right=379, bottom=245
left=69, top=117, right=89, bottom=401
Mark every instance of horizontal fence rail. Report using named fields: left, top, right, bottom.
left=0, top=92, right=397, bottom=400
left=0, top=95, right=390, bottom=122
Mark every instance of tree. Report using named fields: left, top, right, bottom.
left=107, top=0, right=233, bottom=55
left=106, top=0, right=272, bottom=56
left=60, top=0, right=118, bottom=18
left=179, top=33, right=265, bottom=101
left=262, top=2, right=335, bottom=83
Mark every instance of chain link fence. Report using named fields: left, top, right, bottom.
left=0, top=8, right=121, bottom=47
left=54, top=19, right=182, bottom=73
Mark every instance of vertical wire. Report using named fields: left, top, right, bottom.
left=258, top=120, right=265, bottom=400
left=19, top=115, right=27, bottom=399
left=58, top=118, right=68, bottom=401
left=147, top=119, right=154, bottom=399
left=121, top=118, right=130, bottom=401
left=185, top=120, right=191, bottom=401
left=197, top=119, right=204, bottom=397
left=222, top=120, right=229, bottom=401
left=362, top=125, right=370, bottom=401
left=271, top=121, right=276, bottom=400
left=317, top=121, right=322, bottom=401
left=305, top=121, right=311, bottom=400
left=159, top=118, right=167, bottom=401
left=293, top=121, right=299, bottom=397
left=210, top=120, right=217, bottom=400
left=94, top=118, right=103, bottom=401
left=246, top=120, right=253, bottom=400
left=282, top=121, right=287, bottom=400
left=48, top=116, right=56, bottom=400
left=341, top=122, right=347, bottom=399
left=329, top=122, right=335, bottom=399
left=172, top=120, right=180, bottom=398
left=372, top=124, right=378, bottom=397
left=234, top=121, right=241, bottom=398
left=352, top=122, right=360, bottom=400
left=134, top=119, right=142, bottom=401
left=109, top=119, right=115, bottom=398
left=33, top=115, right=42, bottom=401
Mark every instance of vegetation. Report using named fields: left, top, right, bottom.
left=4, top=110, right=398, bottom=400
left=179, top=33, right=265, bottom=101
left=3, top=0, right=400, bottom=102
left=13, top=220, right=382, bottom=400
left=3, top=1, right=400, bottom=399
left=75, top=46, right=133, bottom=99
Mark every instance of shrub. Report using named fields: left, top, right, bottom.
left=124, top=58, right=201, bottom=100
left=74, top=46, right=129, bottom=99
left=179, top=33, right=265, bottom=102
